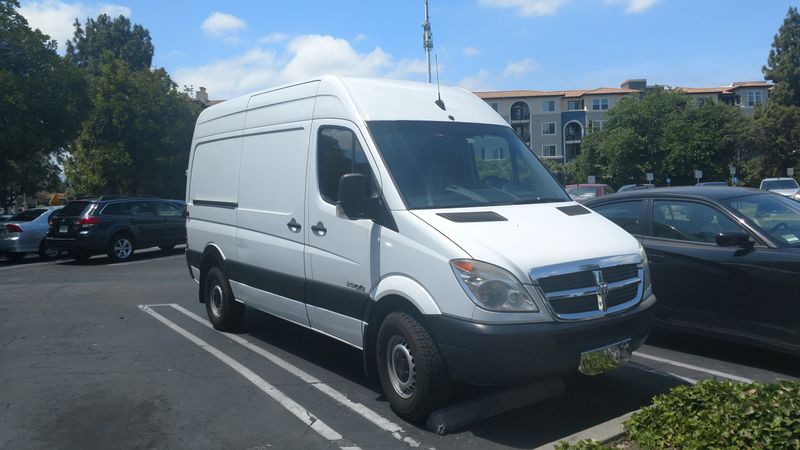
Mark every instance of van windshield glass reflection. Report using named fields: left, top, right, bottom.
left=367, top=121, right=569, bottom=209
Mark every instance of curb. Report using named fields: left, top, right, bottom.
left=533, top=409, right=638, bottom=450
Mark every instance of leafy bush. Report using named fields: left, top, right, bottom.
left=624, top=379, right=800, bottom=449
left=555, top=439, right=614, bottom=450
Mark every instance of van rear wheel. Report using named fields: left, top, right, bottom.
left=204, top=266, right=244, bottom=331
left=376, top=311, right=451, bottom=422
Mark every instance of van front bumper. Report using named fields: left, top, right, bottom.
left=427, top=293, right=655, bottom=386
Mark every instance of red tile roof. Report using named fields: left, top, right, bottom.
left=474, top=87, right=638, bottom=100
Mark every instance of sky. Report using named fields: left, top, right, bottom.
left=16, top=0, right=800, bottom=100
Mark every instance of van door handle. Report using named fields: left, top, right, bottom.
left=287, top=218, right=301, bottom=233
left=311, top=221, right=327, bottom=236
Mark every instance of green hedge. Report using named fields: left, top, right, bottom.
left=559, top=379, right=800, bottom=449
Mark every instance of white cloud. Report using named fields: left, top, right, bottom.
left=463, top=46, right=481, bottom=57
left=458, top=70, right=494, bottom=91
left=259, top=32, right=289, bottom=44
left=353, top=34, right=368, bottom=42
left=603, top=0, right=657, bottom=13
left=173, top=34, right=427, bottom=100
left=201, top=12, right=246, bottom=44
left=503, top=58, right=538, bottom=78
left=19, top=1, right=131, bottom=52
left=478, top=0, right=568, bottom=16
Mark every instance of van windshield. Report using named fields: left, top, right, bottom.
left=367, top=121, right=570, bottom=209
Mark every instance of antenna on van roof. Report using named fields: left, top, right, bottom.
left=434, top=55, right=446, bottom=111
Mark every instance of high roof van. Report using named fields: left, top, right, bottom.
left=185, top=76, right=655, bottom=421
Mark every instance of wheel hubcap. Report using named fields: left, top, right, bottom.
left=387, top=336, right=416, bottom=399
left=114, top=238, right=132, bottom=259
left=209, top=284, right=224, bottom=317
left=45, top=246, right=59, bottom=257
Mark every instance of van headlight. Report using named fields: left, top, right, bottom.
left=450, top=260, right=539, bottom=312
left=640, top=247, right=653, bottom=298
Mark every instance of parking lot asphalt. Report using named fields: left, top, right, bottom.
left=1, top=249, right=798, bottom=449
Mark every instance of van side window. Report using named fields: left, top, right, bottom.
left=318, top=127, right=372, bottom=204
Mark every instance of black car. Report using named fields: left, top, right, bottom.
left=47, top=196, right=186, bottom=262
left=585, top=187, right=800, bottom=355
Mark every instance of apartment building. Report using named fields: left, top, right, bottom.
left=475, top=79, right=771, bottom=162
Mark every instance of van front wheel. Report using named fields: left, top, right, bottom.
left=376, top=311, right=451, bottom=422
left=204, top=266, right=244, bottom=331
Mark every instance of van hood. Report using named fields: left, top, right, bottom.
left=411, top=202, right=642, bottom=282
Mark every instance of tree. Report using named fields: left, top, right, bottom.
left=576, top=89, right=750, bottom=187
left=743, top=104, right=800, bottom=185
left=65, top=14, right=153, bottom=74
left=0, top=0, right=88, bottom=212
left=763, top=6, right=800, bottom=107
left=65, top=59, right=201, bottom=198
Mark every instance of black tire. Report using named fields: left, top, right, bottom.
left=38, top=240, right=60, bottom=260
left=376, top=311, right=452, bottom=422
left=69, top=250, right=91, bottom=262
left=204, top=266, right=244, bottom=331
left=6, top=252, right=25, bottom=262
left=107, top=233, right=135, bottom=262
left=158, top=244, right=175, bottom=251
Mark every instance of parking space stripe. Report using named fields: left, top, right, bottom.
left=138, top=305, right=358, bottom=449
left=110, top=254, right=184, bottom=266
left=635, top=352, right=754, bottom=383
left=166, top=303, right=422, bottom=448
left=0, top=260, right=62, bottom=271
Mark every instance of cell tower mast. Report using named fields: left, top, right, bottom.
left=423, top=0, right=433, bottom=83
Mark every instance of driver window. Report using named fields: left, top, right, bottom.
left=318, top=127, right=373, bottom=204
left=653, top=200, right=741, bottom=243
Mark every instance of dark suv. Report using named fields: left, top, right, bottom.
left=47, top=196, right=186, bottom=262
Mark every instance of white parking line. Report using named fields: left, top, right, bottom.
left=635, top=352, right=754, bottom=383
left=0, top=260, right=62, bottom=271
left=167, top=303, right=422, bottom=448
left=110, top=254, right=184, bottom=266
left=138, top=305, right=358, bottom=450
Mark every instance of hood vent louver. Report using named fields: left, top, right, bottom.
left=557, top=205, right=591, bottom=216
left=437, top=211, right=507, bottom=223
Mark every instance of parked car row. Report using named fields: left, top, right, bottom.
left=1, top=196, right=186, bottom=263
left=584, top=187, right=800, bottom=356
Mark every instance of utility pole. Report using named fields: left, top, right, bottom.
left=423, top=0, right=433, bottom=83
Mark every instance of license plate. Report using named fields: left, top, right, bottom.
left=578, top=339, right=632, bottom=376
left=59, top=225, right=68, bottom=233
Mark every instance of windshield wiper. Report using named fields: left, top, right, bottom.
left=512, top=197, right=568, bottom=205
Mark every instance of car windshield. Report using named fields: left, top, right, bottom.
left=567, top=187, right=598, bottom=198
left=9, top=209, right=46, bottom=222
left=761, top=179, right=799, bottom=190
left=367, top=121, right=570, bottom=209
left=722, top=194, right=800, bottom=247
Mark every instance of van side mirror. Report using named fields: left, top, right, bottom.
left=715, top=230, right=753, bottom=248
left=337, top=173, right=368, bottom=219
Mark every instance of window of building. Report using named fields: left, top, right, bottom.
left=567, top=100, right=582, bottom=111
left=318, top=127, right=373, bottom=204
left=541, top=100, right=555, bottom=112
left=747, top=91, right=763, bottom=106
left=542, top=145, right=557, bottom=157
left=592, top=98, right=609, bottom=110
left=542, top=122, right=556, bottom=135
left=489, top=102, right=499, bottom=112
left=589, top=120, right=604, bottom=133
left=510, top=101, right=530, bottom=121
left=697, top=97, right=711, bottom=106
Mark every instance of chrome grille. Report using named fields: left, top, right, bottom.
left=530, top=254, right=644, bottom=320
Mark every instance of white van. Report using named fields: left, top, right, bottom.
left=185, top=76, right=655, bottom=421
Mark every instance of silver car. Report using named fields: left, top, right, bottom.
left=0, top=207, right=63, bottom=261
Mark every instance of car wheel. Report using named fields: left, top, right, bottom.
left=204, top=266, right=244, bottom=331
left=376, top=311, right=451, bottom=422
left=6, top=252, right=25, bottom=262
left=38, top=240, right=60, bottom=260
left=158, top=244, right=175, bottom=251
left=107, top=234, right=135, bottom=262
